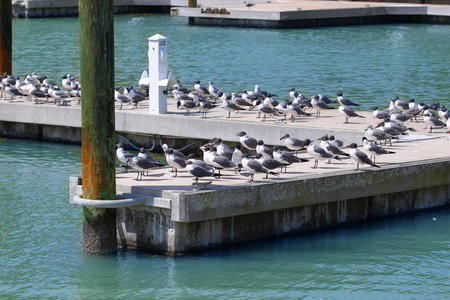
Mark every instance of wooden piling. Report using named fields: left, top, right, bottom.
left=0, top=0, right=12, bottom=75
left=79, top=0, right=117, bottom=255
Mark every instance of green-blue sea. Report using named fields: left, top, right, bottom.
left=2, top=14, right=449, bottom=299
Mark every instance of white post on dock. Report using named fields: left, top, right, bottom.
left=148, top=34, right=170, bottom=114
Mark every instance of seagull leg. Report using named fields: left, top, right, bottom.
left=172, top=168, right=178, bottom=178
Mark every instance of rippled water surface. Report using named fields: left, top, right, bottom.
left=0, top=138, right=449, bottom=299
left=12, top=15, right=450, bottom=108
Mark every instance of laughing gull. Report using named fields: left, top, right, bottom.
left=115, top=86, right=131, bottom=110
left=362, top=137, right=395, bottom=163
left=128, top=156, right=162, bottom=181
left=208, top=146, right=238, bottom=177
left=186, top=160, right=219, bottom=183
left=194, top=80, right=210, bottom=97
left=164, top=148, right=186, bottom=177
left=50, top=86, right=70, bottom=106
left=116, top=143, right=136, bottom=172
left=4, top=84, right=25, bottom=101
left=438, top=106, right=450, bottom=122
left=273, top=146, right=308, bottom=173
left=280, top=133, right=304, bottom=156
left=371, top=106, right=391, bottom=120
left=124, top=86, right=146, bottom=108
left=231, top=93, right=253, bottom=110
left=208, top=82, right=221, bottom=102
left=390, top=112, right=414, bottom=123
left=138, top=70, right=149, bottom=95
left=173, top=80, right=191, bottom=94
left=30, top=84, right=48, bottom=104
left=348, top=143, right=380, bottom=170
left=213, top=138, right=234, bottom=160
left=241, top=154, right=278, bottom=182
left=232, top=145, right=244, bottom=171
left=254, top=99, right=279, bottom=121
left=236, top=131, right=258, bottom=151
left=365, top=125, right=392, bottom=146
left=336, top=92, right=359, bottom=106
left=289, top=88, right=299, bottom=100
left=186, top=153, right=214, bottom=171
left=319, top=136, right=349, bottom=162
left=338, top=105, right=366, bottom=124
left=176, top=99, right=197, bottom=116
left=222, top=98, right=246, bottom=118
left=311, top=94, right=334, bottom=117
left=328, top=135, right=344, bottom=148
left=287, top=101, right=310, bottom=122
left=293, top=94, right=312, bottom=108
left=256, top=140, right=273, bottom=158
left=302, top=139, right=341, bottom=169
left=394, top=98, right=410, bottom=112
left=423, top=109, right=445, bottom=133
left=138, top=147, right=158, bottom=163
left=256, top=153, right=286, bottom=176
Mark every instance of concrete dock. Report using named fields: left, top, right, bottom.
left=1, top=95, right=447, bottom=253
left=176, top=0, right=450, bottom=28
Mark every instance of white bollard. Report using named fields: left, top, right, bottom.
left=148, top=34, right=168, bottom=114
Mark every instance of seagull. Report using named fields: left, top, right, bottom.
left=319, top=136, right=350, bottom=162
left=362, top=137, right=395, bottom=163
left=241, top=154, right=278, bottom=182
left=244, top=1, right=255, bottom=9
left=138, top=70, right=149, bottom=95
left=438, top=106, right=450, bottom=122
left=236, top=131, right=257, bottom=151
left=328, top=135, right=344, bottom=148
left=254, top=99, right=279, bottom=122
left=338, top=105, right=366, bottom=124
left=311, top=94, right=333, bottom=117
left=138, top=147, right=158, bottom=163
left=50, top=86, right=70, bottom=106
left=124, top=86, right=147, bottom=108
left=164, top=148, right=186, bottom=177
left=289, top=88, right=299, bottom=100
left=348, top=143, right=380, bottom=170
left=371, top=106, right=391, bottom=120
left=231, top=93, right=253, bottom=110
left=365, top=125, right=392, bottom=146
left=213, top=138, right=234, bottom=160
left=116, top=143, right=136, bottom=172
left=208, top=81, right=221, bottom=102
left=186, top=160, right=219, bottom=183
left=173, top=80, right=191, bottom=94
left=114, top=86, right=131, bottom=110
left=336, top=92, right=360, bottom=106
left=256, top=140, right=273, bottom=158
left=287, top=101, right=310, bottom=122
left=280, top=133, right=304, bottom=156
left=394, top=98, right=410, bottom=112
left=4, top=84, right=24, bottom=101
left=256, top=154, right=286, bottom=177
left=423, top=109, right=445, bottom=133
left=128, top=156, right=161, bottom=181
left=29, top=84, right=48, bottom=104
left=177, top=98, right=197, bottom=116
left=186, top=153, right=214, bottom=171
left=273, top=146, right=308, bottom=173
left=232, top=144, right=244, bottom=171
left=293, top=94, right=312, bottom=108
left=318, top=94, right=333, bottom=104
left=302, top=139, right=341, bottom=169
left=222, top=98, right=246, bottom=118
left=208, top=146, right=238, bottom=177
left=193, top=80, right=210, bottom=97
left=390, top=112, right=414, bottom=123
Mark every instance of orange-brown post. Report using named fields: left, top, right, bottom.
left=79, top=0, right=117, bottom=255
left=0, top=0, right=12, bottom=75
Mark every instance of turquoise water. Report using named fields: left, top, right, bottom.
left=1, top=139, right=449, bottom=299
left=4, top=15, right=450, bottom=298
left=12, top=15, right=450, bottom=108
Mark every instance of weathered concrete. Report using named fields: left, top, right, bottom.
left=70, top=157, right=450, bottom=253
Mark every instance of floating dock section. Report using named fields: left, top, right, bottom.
left=175, top=1, right=450, bottom=28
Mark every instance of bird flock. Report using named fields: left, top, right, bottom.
left=116, top=129, right=398, bottom=184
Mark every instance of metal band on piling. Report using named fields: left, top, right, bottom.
left=73, top=195, right=146, bottom=208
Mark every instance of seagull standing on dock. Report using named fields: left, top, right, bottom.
left=244, top=1, right=255, bottom=9
left=237, top=131, right=258, bottom=151
left=164, top=148, right=186, bottom=177
left=115, top=86, right=131, bottom=110
left=186, top=160, right=219, bottom=183
left=338, top=105, right=366, bottom=124
left=362, top=137, right=395, bottom=163
left=302, top=139, right=341, bottom=169
left=272, top=146, right=308, bottom=173
left=194, top=80, right=210, bottom=97
left=423, top=108, right=445, bottom=133
left=336, top=92, right=360, bottom=107
left=311, top=94, right=333, bottom=117
left=256, top=140, right=273, bottom=158
left=116, top=143, right=136, bottom=172
left=348, top=143, right=380, bottom=171
left=128, top=156, right=161, bottom=181
left=280, top=133, right=304, bottom=156
left=241, top=154, right=278, bottom=182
